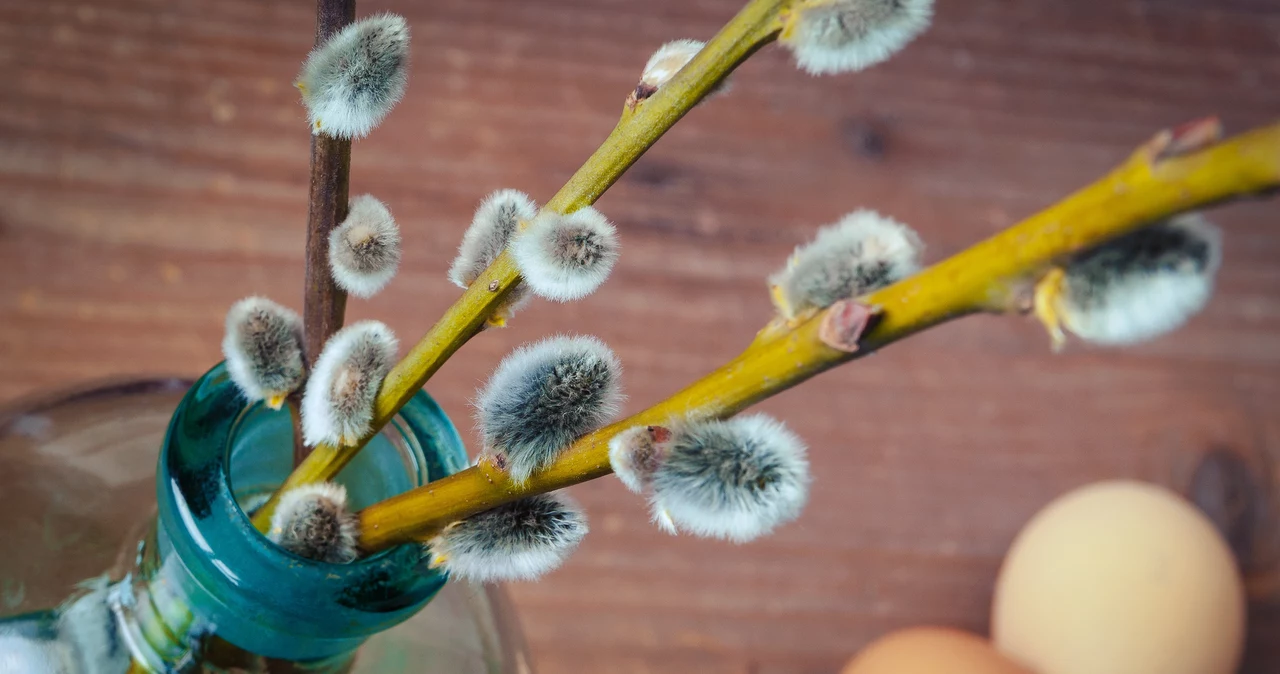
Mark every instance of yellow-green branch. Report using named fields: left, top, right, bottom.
left=356, top=120, right=1280, bottom=552
left=250, top=0, right=793, bottom=531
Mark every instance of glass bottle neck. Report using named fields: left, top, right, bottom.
left=113, top=365, right=467, bottom=672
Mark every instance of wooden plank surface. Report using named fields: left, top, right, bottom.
left=2, top=0, right=1279, bottom=671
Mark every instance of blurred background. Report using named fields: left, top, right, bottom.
left=1, top=0, right=1278, bottom=672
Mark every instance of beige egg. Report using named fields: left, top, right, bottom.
left=842, top=627, right=1031, bottom=674
left=992, top=480, right=1245, bottom=674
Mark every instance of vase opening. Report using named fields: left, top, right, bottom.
left=224, top=400, right=430, bottom=549
left=124, top=364, right=469, bottom=668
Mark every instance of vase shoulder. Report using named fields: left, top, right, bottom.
left=0, top=371, right=531, bottom=674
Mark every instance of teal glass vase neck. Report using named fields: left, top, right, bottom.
left=113, top=363, right=470, bottom=670
left=21, top=362, right=473, bottom=673
left=0, top=372, right=532, bottom=674
left=118, top=362, right=468, bottom=669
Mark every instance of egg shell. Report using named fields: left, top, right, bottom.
left=842, top=627, right=1032, bottom=674
left=992, top=480, right=1245, bottom=674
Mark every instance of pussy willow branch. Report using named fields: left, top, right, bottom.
left=304, top=135, right=352, bottom=368
left=354, top=120, right=1280, bottom=552
left=250, top=0, right=793, bottom=531
left=294, top=0, right=357, bottom=465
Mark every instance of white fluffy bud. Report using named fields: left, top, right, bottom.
left=769, top=209, right=922, bottom=320
left=512, top=208, right=620, bottom=302
left=328, top=194, right=401, bottom=298
left=649, top=415, right=810, bottom=543
left=268, top=482, right=360, bottom=564
left=781, top=0, right=934, bottom=75
left=1050, top=215, right=1222, bottom=346
left=476, top=335, right=623, bottom=483
left=301, top=321, right=397, bottom=447
left=296, top=14, right=410, bottom=138
left=426, top=492, right=588, bottom=583
left=222, top=297, right=306, bottom=409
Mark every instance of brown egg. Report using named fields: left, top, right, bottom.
left=992, top=480, right=1245, bottom=674
left=842, top=627, right=1032, bottom=674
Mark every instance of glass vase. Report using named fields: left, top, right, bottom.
left=0, top=367, right=532, bottom=673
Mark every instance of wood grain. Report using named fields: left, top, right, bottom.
left=1, top=0, right=1279, bottom=672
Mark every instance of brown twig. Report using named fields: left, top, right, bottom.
left=296, top=0, right=356, bottom=465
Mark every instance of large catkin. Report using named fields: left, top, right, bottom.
left=475, top=335, right=623, bottom=483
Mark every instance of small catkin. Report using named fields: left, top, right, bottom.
left=511, top=207, right=620, bottom=302
left=769, top=209, right=923, bottom=320
left=1054, top=214, right=1222, bottom=345
left=296, top=13, right=410, bottom=139
left=449, top=189, right=539, bottom=289
left=476, top=335, right=623, bottom=484
left=328, top=194, right=401, bottom=298
left=426, top=492, right=588, bottom=583
left=222, top=297, right=306, bottom=409
left=781, top=0, right=934, bottom=75
left=650, top=414, right=811, bottom=543
left=301, top=321, right=398, bottom=447
left=268, top=482, right=360, bottom=564
left=631, top=39, right=730, bottom=105
left=608, top=425, right=674, bottom=494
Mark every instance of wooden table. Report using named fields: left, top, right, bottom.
left=2, top=0, right=1278, bottom=671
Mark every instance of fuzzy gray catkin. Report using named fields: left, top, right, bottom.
left=268, top=482, right=360, bottom=564
left=449, top=189, right=539, bottom=289
left=1050, top=214, right=1222, bottom=346
left=781, top=0, right=934, bottom=75
left=511, top=207, right=620, bottom=302
left=475, top=335, right=623, bottom=483
left=426, top=492, right=588, bottom=582
left=646, top=415, right=811, bottom=543
left=296, top=13, right=410, bottom=139
left=449, top=189, right=539, bottom=324
left=769, top=209, right=922, bottom=320
left=328, top=194, right=401, bottom=298
left=222, top=297, right=307, bottom=409
left=608, top=425, right=674, bottom=494
left=300, top=321, right=397, bottom=447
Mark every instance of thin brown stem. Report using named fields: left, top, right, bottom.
left=297, top=0, right=356, bottom=464
left=302, top=135, right=351, bottom=369
left=314, top=0, right=356, bottom=40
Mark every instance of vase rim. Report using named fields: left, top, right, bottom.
left=145, top=362, right=470, bottom=661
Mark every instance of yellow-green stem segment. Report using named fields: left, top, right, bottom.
left=357, top=120, right=1280, bottom=552
left=250, top=0, right=793, bottom=531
